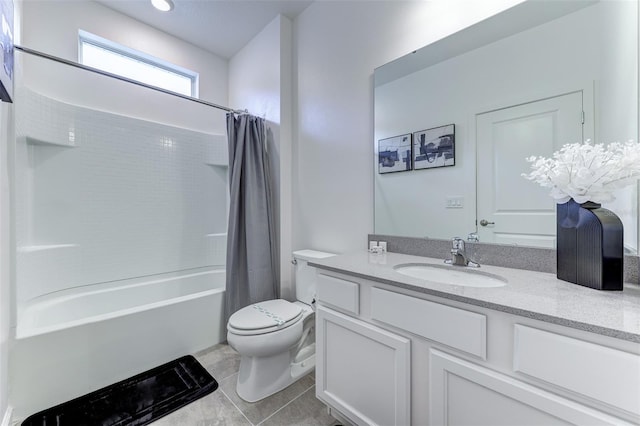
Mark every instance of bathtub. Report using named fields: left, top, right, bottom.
left=10, top=268, right=226, bottom=420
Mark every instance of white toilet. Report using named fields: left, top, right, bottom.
left=226, top=249, right=335, bottom=402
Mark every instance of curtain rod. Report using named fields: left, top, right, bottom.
left=14, top=45, right=248, bottom=114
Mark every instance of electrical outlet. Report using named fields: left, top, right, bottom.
left=446, top=196, right=464, bottom=209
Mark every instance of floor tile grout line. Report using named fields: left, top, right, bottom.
left=219, top=387, right=256, bottom=426
left=256, top=383, right=316, bottom=426
left=213, top=369, right=238, bottom=382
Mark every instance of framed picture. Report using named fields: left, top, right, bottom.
left=0, top=0, right=13, bottom=103
left=378, top=133, right=412, bottom=174
left=413, top=124, right=455, bottom=170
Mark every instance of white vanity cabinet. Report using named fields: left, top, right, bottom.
left=316, top=306, right=411, bottom=426
left=314, top=270, right=640, bottom=426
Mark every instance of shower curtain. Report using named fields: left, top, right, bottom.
left=224, top=113, right=279, bottom=323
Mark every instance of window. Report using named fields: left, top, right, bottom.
left=78, top=30, right=199, bottom=97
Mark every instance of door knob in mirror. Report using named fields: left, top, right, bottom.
left=479, top=219, right=495, bottom=227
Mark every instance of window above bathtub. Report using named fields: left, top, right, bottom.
left=78, top=30, right=199, bottom=98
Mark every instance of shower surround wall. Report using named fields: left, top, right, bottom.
left=15, top=89, right=227, bottom=310
left=11, top=86, right=229, bottom=418
left=9, top=1, right=231, bottom=421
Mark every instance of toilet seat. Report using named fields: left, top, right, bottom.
left=228, top=299, right=303, bottom=336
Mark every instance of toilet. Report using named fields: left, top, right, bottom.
left=226, top=249, right=336, bottom=402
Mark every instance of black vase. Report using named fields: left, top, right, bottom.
left=556, top=199, right=623, bottom=290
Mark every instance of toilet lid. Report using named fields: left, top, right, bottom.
left=228, top=299, right=303, bottom=332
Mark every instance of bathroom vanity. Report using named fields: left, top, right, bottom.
left=310, top=251, right=640, bottom=426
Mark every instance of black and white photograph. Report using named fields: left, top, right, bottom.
left=378, top=133, right=412, bottom=174
left=413, top=124, right=455, bottom=170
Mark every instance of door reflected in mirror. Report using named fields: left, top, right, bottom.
left=373, top=0, right=638, bottom=252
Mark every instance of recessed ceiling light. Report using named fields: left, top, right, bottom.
left=151, top=0, right=174, bottom=12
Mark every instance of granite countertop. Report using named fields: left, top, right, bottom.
left=309, top=250, right=640, bottom=343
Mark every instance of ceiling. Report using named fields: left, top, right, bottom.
left=95, top=0, right=313, bottom=59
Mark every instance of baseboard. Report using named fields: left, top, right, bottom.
left=1, top=406, right=12, bottom=426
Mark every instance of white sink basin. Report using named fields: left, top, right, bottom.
left=393, top=263, right=507, bottom=288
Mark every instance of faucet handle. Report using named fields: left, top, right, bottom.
left=451, top=237, right=464, bottom=250
left=467, top=232, right=479, bottom=242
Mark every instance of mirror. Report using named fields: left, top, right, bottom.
left=374, top=0, right=639, bottom=252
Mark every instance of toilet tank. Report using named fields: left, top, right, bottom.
left=293, top=249, right=336, bottom=305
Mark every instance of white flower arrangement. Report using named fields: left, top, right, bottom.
left=522, top=140, right=640, bottom=204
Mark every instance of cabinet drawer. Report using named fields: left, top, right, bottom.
left=371, top=287, right=486, bottom=359
left=317, top=274, right=359, bottom=315
left=514, top=324, right=640, bottom=416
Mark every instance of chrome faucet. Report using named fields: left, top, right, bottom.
left=445, top=237, right=480, bottom=267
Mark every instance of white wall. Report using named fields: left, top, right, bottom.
left=21, top=0, right=228, bottom=107
left=292, top=0, right=524, bottom=254
left=19, top=0, right=228, bottom=132
left=229, top=15, right=295, bottom=299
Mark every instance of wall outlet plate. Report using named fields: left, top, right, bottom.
left=446, top=196, right=464, bottom=209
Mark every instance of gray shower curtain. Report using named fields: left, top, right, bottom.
left=224, top=113, right=279, bottom=323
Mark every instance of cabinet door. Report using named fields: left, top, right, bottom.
left=429, top=349, right=633, bottom=426
left=316, top=305, right=410, bottom=426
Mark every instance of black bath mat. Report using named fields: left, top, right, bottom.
left=22, top=355, right=218, bottom=426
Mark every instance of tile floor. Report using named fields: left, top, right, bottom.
left=153, top=343, right=342, bottom=426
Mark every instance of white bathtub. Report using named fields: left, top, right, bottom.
left=16, top=269, right=225, bottom=338
left=10, top=268, right=226, bottom=420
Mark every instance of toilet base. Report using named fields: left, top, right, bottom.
left=236, top=345, right=315, bottom=402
